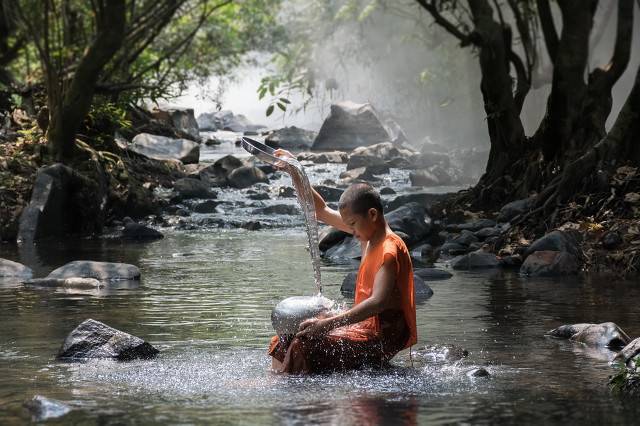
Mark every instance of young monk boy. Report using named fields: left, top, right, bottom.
left=268, top=149, right=417, bottom=373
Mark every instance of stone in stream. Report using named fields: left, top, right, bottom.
left=172, top=178, right=217, bottom=201
left=120, top=217, right=164, bottom=240
left=24, top=277, right=103, bottom=289
left=296, top=151, right=348, bottom=164
left=313, top=185, right=343, bottom=202
left=385, top=202, right=432, bottom=246
left=264, top=126, right=317, bottom=150
left=227, top=166, right=269, bottom=189
left=413, top=267, right=453, bottom=281
left=23, top=395, right=71, bottom=421
left=467, top=367, right=490, bottom=378
left=150, top=106, right=200, bottom=140
left=323, top=236, right=362, bottom=261
left=0, top=258, right=33, bottom=278
left=271, top=296, right=335, bottom=336
left=130, top=133, right=199, bottom=164
left=519, top=250, right=578, bottom=276
left=451, top=249, right=500, bottom=270
left=523, top=230, right=580, bottom=259
left=57, top=319, right=159, bottom=360
left=340, top=271, right=433, bottom=299
left=253, top=204, right=299, bottom=215
left=311, top=101, right=391, bottom=151
left=199, top=155, right=243, bottom=183
left=47, top=261, right=140, bottom=281
left=548, top=322, right=631, bottom=349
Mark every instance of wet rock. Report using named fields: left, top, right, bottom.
left=409, top=169, right=439, bottom=187
left=0, top=258, right=33, bottom=278
left=57, top=319, right=159, bottom=360
left=385, top=192, right=448, bottom=212
left=199, top=155, right=243, bottom=184
left=264, top=126, right=316, bottom=150
left=256, top=164, right=276, bottom=175
left=253, top=204, right=299, bottom=215
left=380, top=187, right=396, bottom=195
left=346, top=154, right=386, bottom=170
left=497, top=197, right=535, bottom=223
left=499, top=254, right=522, bottom=268
left=549, top=322, right=631, bottom=349
left=468, top=367, right=490, bottom=378
left=439, top=242, right=469, bottom=256
left=451, top=230, right=478, bottom=246
left=319, top=227, right=349, bottom=252
left=227, top=166, right=269, bottom=189
left=272, top=296, right=335, bottom=335
left=614, top=338, right=640, bottom=369
left=296, top=151, right=348, bottom=164
left=196, top=112, right=217, bottom=131
left=413, top=267, right=453, bottom=281
left=24, top=277, right=103, bottom=289
left=173, top=178, right=217, bottom=200
left=278, top=186, right=296, bottom=198
left=475, top=226, right=502, bottom=240
left=451, top=249, right=500, bottom=270
left=365, top=164, right=390, bottom=176
left=151, top=106, right=199, bottom=140
left=24, top=395, right=71, bottom=421
left=204, top=136, right=222, bottom=146
left=312, top=101, right=391, bottom=151
left=602, top=231, right=622, bottom=250
left=520, top=250, right=578, bottom=276
left=131, top=133, right=199, bottom=164
left=524, top=230, right=580, bottom=259
left=352, top=141, right=412, bottom=161
left=409, top=151, right=451, bottom=169
left=18, top=163, right=105, bottom=243
left=340, top=271, right=433, bottom=299
left=241, top=221, right=262, bottom=231
left=386, top=203, right=432, bottom=245
left=248, top=192, right=270, bottom=201
left=446, top=219, right=497, bottom=233
left=339, top=167, right=379, bottom=183
left=323, top=236, right=362, bottom=261
left=47, top=261, right=140, bottom=281
left=192, top=200, right=220, bottom=213
left=120, top=218, right=163, bottom=240
left=314, top=185, right=343, bottom=202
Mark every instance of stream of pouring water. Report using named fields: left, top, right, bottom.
left=241, top=138, right=323, bottom=294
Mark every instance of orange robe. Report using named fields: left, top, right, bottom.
left=268, top=232, right=417, bottom=373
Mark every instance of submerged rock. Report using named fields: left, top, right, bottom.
left=24, top=395, right=71, bottom=421
left=467, top=367, right=490, bottom=378
left=548, top=322, right=631, bottom=349
left=413, top=267, right=453, bottom=281
left=57, top=319, right=159, bottom=360
left=24, top=277, right=103, bottom=289
left=520, top=250, right=578, bottom=276
left=312, top=101, right=391, bottom=151
left=0, top=258, right=33, bottom=278
left=47, top=261, right=140, bottom=281
left=524, top=230, right=580, bottom=258
left=120, top=218, right=164, bottom=240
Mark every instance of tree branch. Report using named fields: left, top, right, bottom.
left=414, top=0, right=473, bottom=46
left=604, top=0, right=634, bottom=84
left=536, top=0, right=558, bottom=63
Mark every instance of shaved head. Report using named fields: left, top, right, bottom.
left=338, top=183, right=383, bottom=216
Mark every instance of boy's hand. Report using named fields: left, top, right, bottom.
left=296, top=317, right=331, bottom=338
left=273, top=149, right=295, bottom=169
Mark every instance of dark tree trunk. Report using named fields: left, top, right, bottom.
left=46, top=1, right=126, bottom=162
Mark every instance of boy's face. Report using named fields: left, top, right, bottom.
left=339, top=205, right=379, bottom=242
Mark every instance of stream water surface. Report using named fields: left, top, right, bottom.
left=2, top=230, right=640, bottom=424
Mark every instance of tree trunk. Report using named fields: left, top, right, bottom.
left=47, top=1, right=126, bottom=162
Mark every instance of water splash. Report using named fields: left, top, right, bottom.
left=241, top=137, right=322, bottom=293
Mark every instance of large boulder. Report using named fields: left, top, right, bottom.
left=520, top=250, right=579, bottom=276
left=340, top=271, right=433, bottom=299
left=119, top=218, right=164, bottom=240
left=207, top=110, right=265, bottom=133
left=385, top=202, right=432, bottom=245
left=196, top=112, right=217, bottom=131
left=524, top=230, right=580, bottom=259
left=24, top=396, right=71, bottom=421
left=548, top=322, right=631, bottom=349
left=313, top=185, right=344, bottom=202
left=409, top=165, right=456, bottom=187
left=199, top=154, right=243, bottom=184
left=151, top=106, right=199, bottom=140
left=311, top=101, right=391, bottom=151
left=323, top=236, right=362, bottom=261
left=57, top=319, right=159, bottom=360
left=0, top=258, right=33, bottom=278
left=296, top=151, right=348, bottom=164
left=497, top=197, right=535, bottom=223
left=24, top=277, right=103, bottom=289
left=17, top=164, right=104, bottom=243
left=265, top=126, right=317, bottom=150
left=385, top=192, right=448, bottom=212
left=319, top=227, right=349, bottom=252
left=227, top=166, right=269, bottom=189
left=130, top=133, right=199, bottom=164
left=47, top=261, right=140, bottom=281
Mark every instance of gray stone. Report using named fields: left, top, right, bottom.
left=57, top=319, right=159, bottom=360
left=241, top=221, right=262, bottom=231
left=347, top=154, right=386, bottom=170
left=520, top=250, right=578, bottom=276
left=271, top=296, right=335, bottom=335
left=314, top=185, right=343, bottom=202
left=555, top=322, right=631, bottom=349
left=446, top=219, right=497, bottom=232
left=265, top=126, right=317, bottom=150
left=228, top=166, right=269, bottom=189
left=0, top=258, right=33, bottom=278
left=151, top=107, right=199, bottom=140
left=131, top=133, right=199, bottom=164
left=296, top=151, right=348, bottom=164
left=196, top=112, right=217, bottom=131
left=409, top=165, right=455, bottom=187
left=475, top=227, right=502, bottom=240
left=524, top=230, right=580, bottom=259
left=323, top=236, right=362, bottom=261
left=468, top=367, right=490, bottom=378
left=173, top=178, right=217, bottom=200
left=497, top=197, right=535, bottom=222
left=253, top=204, right=299, bottom=215
left=319, top=227, right=349, bottom=252
left=248, top=192, right=270, bottom=201
left=278, top=186, right=296, bottom=198
left=121, top=218, right=163, bottom=240
left=547, top=323, right=592, bottom=339
left=192, top=200, right=220, bottom=213
left=24, top=396, right=71, bottom=421
left=440, top=242, right=469, bottom=256
left=451, top=230, right=478, bottom=246
left=47, top=261, right=140, bottom=281
left=312, top=101, right=391, bottom=151
left=365, top=164, right=390, bottom=175
left=340, top=271, right=433, bottom=299
left=339, top=167, right=379, bottom=183
left=380, top=187, right=396, bottom=195
left=413, top=267, right=453, bottom=281
left=385, top=192, right=448, bottom=212
left=199, top=155, right=243, bottom=183
left=24, top=277, right=103, bottom=289
left=451, top=250, right=500, bottom=270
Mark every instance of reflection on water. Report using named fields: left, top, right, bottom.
left=2, top=229, right=640, bottom=424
